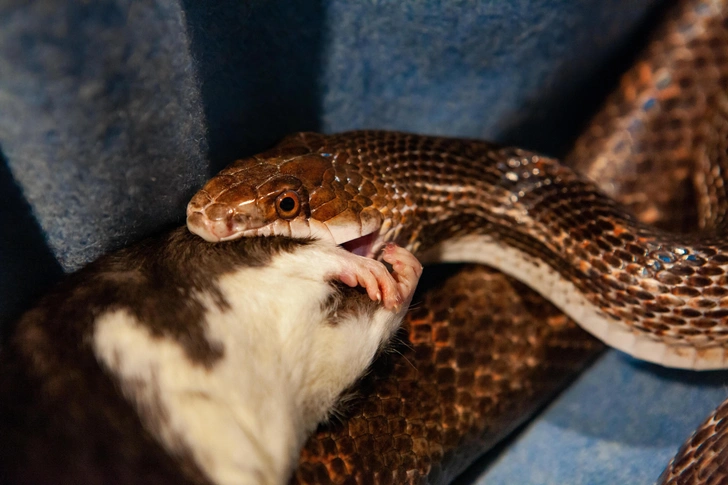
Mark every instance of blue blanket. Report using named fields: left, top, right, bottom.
left=1, top=1, right=725, bottom=483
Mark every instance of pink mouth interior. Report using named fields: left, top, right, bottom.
left=341, top=231, right=379, bottom=258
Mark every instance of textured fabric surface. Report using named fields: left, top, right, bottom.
left=2, top=0, right=726, bottom=483
left=469, top=350, right=728, bottom=485
left=0, top=0, right=208, bottom=274
left=319, top=0, right=661, bottom=150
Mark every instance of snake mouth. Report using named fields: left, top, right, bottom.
left=341, top=230, right=381, bottom=259
left=327, top=208, right=385, bottom=259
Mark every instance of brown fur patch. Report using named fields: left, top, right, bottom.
left=0, top=227, right=312, bottom=485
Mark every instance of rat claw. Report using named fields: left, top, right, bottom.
left=381, top=244, right=422, bottom=309
left=329, top=244, right=423, bottom=310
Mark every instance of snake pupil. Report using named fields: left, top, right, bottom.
left=280, top=197, right=295, bottom=212
left=275, top=190, right=301, bottom=219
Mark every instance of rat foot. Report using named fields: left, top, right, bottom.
left=381, top=243, right=423, bottom=311
left=332, top=243, right=422, bottom=310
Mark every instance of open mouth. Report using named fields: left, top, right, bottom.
left=189, top=206, right=388, bottom=259
left=340, top=230, right=381, bottom=259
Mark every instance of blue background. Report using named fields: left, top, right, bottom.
left=1, top=1, right=725, bottom=483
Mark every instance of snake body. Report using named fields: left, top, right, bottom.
left=187, top=129, right=728, bottom=370
left=186, top=0, right=728, bottom=482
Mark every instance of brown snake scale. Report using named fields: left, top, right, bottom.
left=187, top=0, right=728, bottom=483
left=568, top=0, right=728, bottom=234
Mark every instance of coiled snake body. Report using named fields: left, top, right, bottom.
left=187, top=0, right=728, bottom=482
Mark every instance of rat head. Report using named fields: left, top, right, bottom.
left=186, top=134, right=385, bottom=255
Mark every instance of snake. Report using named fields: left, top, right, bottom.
left=185, top=0, right=728, bottom=482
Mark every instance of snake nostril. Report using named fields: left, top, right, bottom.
left=186, top=211, right=224, bottom=241
left=186, top=211, right=206, bottom=229
left=205, top=203, right=234, bottom=222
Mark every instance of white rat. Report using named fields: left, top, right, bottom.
left=0, top=228, right=422, bottom=485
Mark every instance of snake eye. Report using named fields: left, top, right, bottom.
left=275, top=190, right=301, bottom=219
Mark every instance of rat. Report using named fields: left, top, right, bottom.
left=0, top=227, right=422, bottom=485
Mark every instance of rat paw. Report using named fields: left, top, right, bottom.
left=381, top=243, right=423, bottom=310
left=335, top=251, right=401, bottom=309
left=333, top=244, right=422, bottom=310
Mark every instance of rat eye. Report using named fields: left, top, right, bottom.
left=275, top=190, right=300, bottom=219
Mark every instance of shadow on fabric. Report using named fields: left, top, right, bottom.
left=0, top=149, right=63, bottom=342
left=497, top=0, right=674, bottom=158
left=181, top=0, right=326, bottom=173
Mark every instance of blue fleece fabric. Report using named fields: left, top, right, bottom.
left=1, top=0, right=725, bottom=483
left=470, top=351, right=728, bottom=484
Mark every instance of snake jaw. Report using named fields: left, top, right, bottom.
left=341, top=231, right=381, bottom=258
left=320, top=207, right=385, bottom=258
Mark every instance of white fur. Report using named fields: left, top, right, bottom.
left=92, top=240, right=408, bottom=485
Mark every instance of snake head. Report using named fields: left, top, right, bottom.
left=187, top=134, right=384, bottom=252
left=187, top=157, right=307, bottom=242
